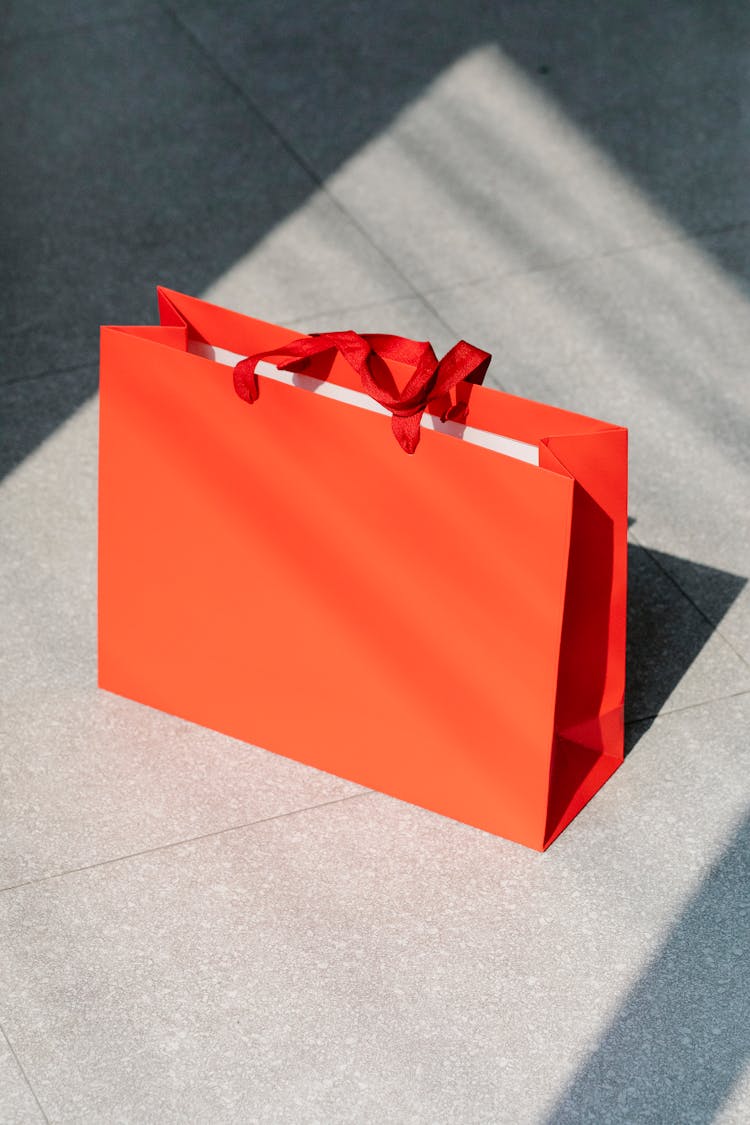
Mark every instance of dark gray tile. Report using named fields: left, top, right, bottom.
left=0, top=12, right=408, bottom=385
left=0, top=693, right=748, bottom=1123
left=170, top=0, right=494, bottom=179
left=575, top=83, right=750, bottom=243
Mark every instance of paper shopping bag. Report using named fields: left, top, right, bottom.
left=99, top=287, right=627, bottom=851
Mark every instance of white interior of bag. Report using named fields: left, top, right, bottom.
left=188, top=340, right=539, bottom=466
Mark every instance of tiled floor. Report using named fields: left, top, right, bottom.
left=2, top=3, right=749, bottom=1122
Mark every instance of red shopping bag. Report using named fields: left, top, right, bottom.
left=99, top=287, right=627, bottom=850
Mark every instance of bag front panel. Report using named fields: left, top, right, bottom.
left=99, top=328, right=575, bottom=849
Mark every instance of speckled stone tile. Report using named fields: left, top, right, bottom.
left=0, top=693, right=747, bottom=1124
left=0, top=683, right=369, bottom=892
left=195, top=189, right=413, bottom=329
left=305, top=43, right=678, bottom=293
left=0, top=1029, right=44, bottom=1125
left=286, top=294, right=456, bottom=356
left=1, top=389, right=366, bottom=889
left=427, top=229, right=750, bottom=662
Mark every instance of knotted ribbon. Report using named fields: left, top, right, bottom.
left=233, top=331, right=491, bottom=454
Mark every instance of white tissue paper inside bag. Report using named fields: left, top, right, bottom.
left=188, top=341, right=539, bottom=466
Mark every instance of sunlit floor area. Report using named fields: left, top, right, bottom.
left=2, top=3, right=749, bottom=1122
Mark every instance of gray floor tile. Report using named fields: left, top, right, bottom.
left=1, top=392, right=365, bottom=888
left=196, top=190, right=413, bottom=328
left=0, top=686, right=367, bottom=892
left=173, top=2, right=750, bottom=289
left=427, top=231, right=750, bottom=661
left=0, top=693, right=747, bottom=1124
left=0, top=1030, right=44, bottom=1125
left=286, top=294, right=457, bottom=356
left=0, top=11, right=408, bottom=386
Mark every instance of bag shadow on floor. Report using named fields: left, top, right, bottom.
left=625, top=539, right=747, bottom=753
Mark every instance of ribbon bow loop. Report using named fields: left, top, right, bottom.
left=233, top=330, right=490, bottom=454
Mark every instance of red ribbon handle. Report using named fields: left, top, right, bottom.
left=233, top=330, right=491, bottom=454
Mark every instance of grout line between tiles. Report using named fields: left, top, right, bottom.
left=1, top=692, right=746, bottom=895
left=283, top=292, right=438, bottom=327
left=625, top=687, right=750, bottom=729
left=0, top=791, right=375, bottom=897
left=0, top=1023, right=49, bottom=1124
left=162, top=5, right=322, bottom=196
left=160, top=4, right=470, bottom=345
left=417, top=216, right=750, bottom=303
